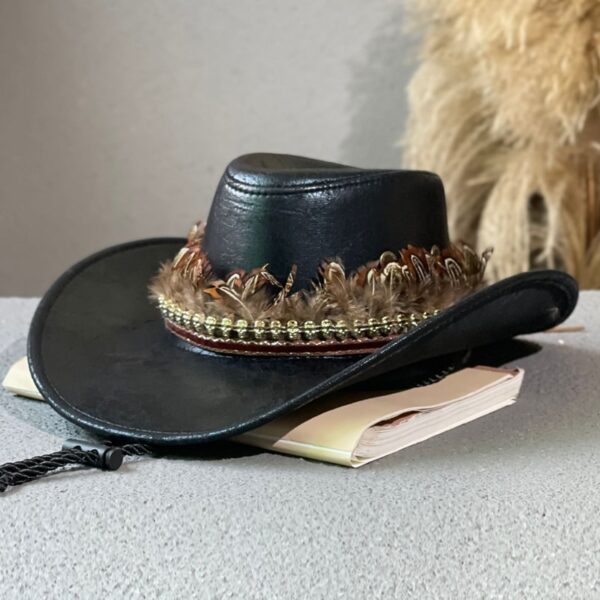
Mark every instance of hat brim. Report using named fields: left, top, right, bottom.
left=28, top=238, right=578, bottom=445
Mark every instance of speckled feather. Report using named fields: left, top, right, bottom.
left=149, top=222, right=492, bottom=324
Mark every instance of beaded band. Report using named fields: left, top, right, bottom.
left=157, top=295, right=438, bottom=356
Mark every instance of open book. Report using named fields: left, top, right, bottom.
left=3, top=357, right=523, bottom=467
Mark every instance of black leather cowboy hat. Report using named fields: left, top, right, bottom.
left=27, top=153, right=578, bottom=445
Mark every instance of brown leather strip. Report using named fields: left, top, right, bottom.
left=165, top=321, right=396, bottom=357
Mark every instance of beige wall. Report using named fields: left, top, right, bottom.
left=0, top=0, right=413, bottom=296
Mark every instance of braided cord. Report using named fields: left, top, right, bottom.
left=119, top=443, right=150, bottom=457
left=0, top=442, right=150, bottom=493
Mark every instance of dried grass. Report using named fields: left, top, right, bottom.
left=404, top=0, right=600, bottom=287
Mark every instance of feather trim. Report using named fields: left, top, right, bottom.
left=149, top=222, right=492, bottom=328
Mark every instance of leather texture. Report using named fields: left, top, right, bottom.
left=28, top=239, right=578, bottom=445
left=202, top=153, right=450, bottom=289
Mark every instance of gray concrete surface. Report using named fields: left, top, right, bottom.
left=0, top=293, right=599, bottom=599
left=0, top=1, right=414, bottom=295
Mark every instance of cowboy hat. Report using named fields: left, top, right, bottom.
left=27, top=153, right=578, bottom=444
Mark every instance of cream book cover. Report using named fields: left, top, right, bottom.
left=3, top=357, right=523, bottom=467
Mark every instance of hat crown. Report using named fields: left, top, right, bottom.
left=202, top=153, right=450, bottom=289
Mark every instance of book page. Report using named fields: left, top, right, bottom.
left=2, top=357, right=43, bottom=401
left=236, top=367, right=520, bottom=466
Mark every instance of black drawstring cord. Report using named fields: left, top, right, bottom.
left=0, top=439, right=151, bottom=493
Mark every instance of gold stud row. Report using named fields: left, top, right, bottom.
left=157, top=295, right=438, bottom=343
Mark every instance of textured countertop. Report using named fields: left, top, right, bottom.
left=0, top=293, right=598, bottom=599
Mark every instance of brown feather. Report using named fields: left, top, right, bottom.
left=148, top=223, right=492, bottom=326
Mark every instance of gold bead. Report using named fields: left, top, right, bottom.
left=380, top=316, right=392, bottom=336
left=269, top=320, right=283, bottom=340
left=192, top=313, right=205, bottom=332
left=235, top=319, right=249, bottom=339
left=253, top=320, right=266, bottom=340
left=395, top=314, right=409, bottom=332
left=181, top=310, right=192, bottom=329
left=367, top=318, right=379, bottom=338
left=205, top=315, right=217, bottom=335
left=320, top=319, right=333, bottom=340
left=334, top=320, right=348, bottom=339
left=173, top=307, right=184, bottom=325
left=286, top=320, right=300, bottom=341
left=220, top=317, right=233, bottom=337
left=165, top=302, right=176, bottom=321
left=302, top=320, right=318, bottom=340
left=352, top=319, right=365, bottom=338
